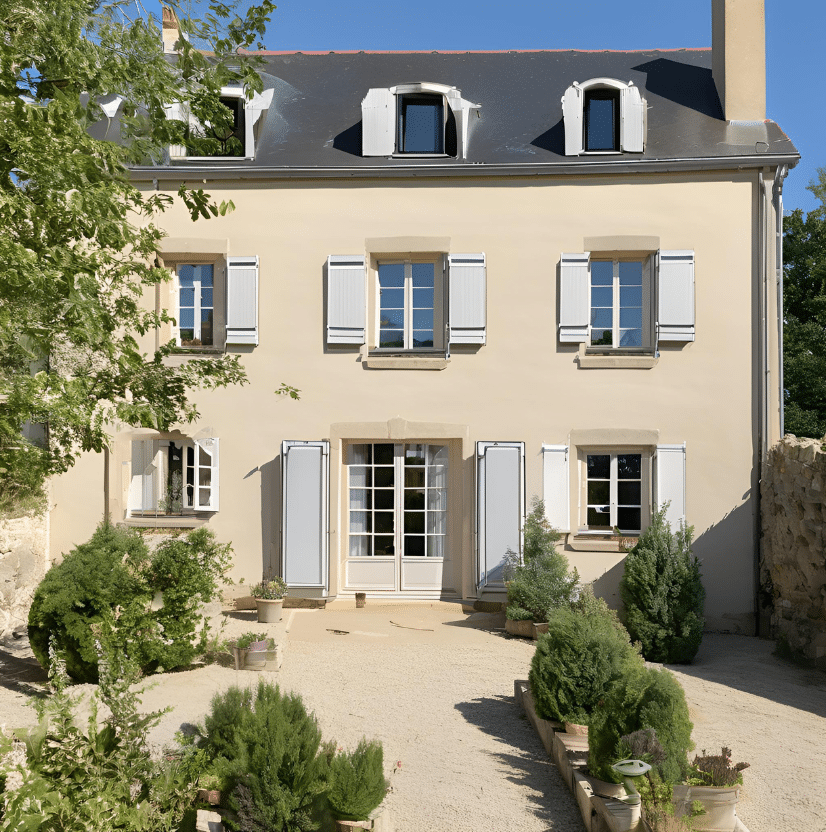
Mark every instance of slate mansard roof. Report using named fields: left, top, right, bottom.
left=135, top=48, right=799, bottom=180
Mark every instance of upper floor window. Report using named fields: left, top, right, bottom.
left=177, top=263, right=214, bottom=347
left=378, top=261, right=437, bottom=349
left=562, top=78, right=646, bottom=156
left=397, top=94, right=444, bottom=154
left=590, top=259, right=646, bottom=348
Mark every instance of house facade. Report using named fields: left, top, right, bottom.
left=50, top=0, right=798, bottom=632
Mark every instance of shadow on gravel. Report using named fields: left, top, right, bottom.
left=665, top=634, right=826, bottom=719
left=0, top=636, right=48, bottom=698
left=455, top=694, right=582, bottom=831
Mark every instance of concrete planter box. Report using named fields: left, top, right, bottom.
left=333, top=801, right=393, bottom=832
left=514, top=680, right=563, bottom=755
left=505, top=618, right=534, bottom=638
left=673, top=784, right=741, bottom=832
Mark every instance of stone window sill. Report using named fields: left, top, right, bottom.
left=567, top=534, right=638, bottom=552
left=364, top=356, right=449, bottom=370
left=124, top=515, right=209, bottom=529
left=577, top=344, right=658, bottom=369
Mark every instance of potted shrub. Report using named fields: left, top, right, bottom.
left=230, top=631, right=277, bottom=670
left=673, top=748, right=749, bottom=832
left=251, top=577, right=288, bottom=623
left=327, top=738, right=388, bottom=831
left=504, top=497, right=578, bottom=637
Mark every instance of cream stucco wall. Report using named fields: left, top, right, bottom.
left=49, top=167, right=782, bottom=632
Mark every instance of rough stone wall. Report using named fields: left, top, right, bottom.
left=761, top=435, right=826, bottom=666
left=0, top=511, right=48, bottom=639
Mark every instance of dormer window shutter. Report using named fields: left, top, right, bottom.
left=620, top=84, right=646, bottom=152
left=448, top=253, right=486, bottom=345
left=562, top=84, right=584, bottom=156
left=327, top=255, right=366, bottom=345
left=165, top=102, right=187, bottom=159
left=657, top=251, right=695, bottom=342
left=226, top=256, right=259, bottom=345
left=559, top=252, right=590, bottom=343
left=361, top=88, right=395, bottom=156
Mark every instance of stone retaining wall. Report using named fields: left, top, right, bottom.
left=0, top=511, right=48, bottom=639
left=761, top=435, right=826, bottom=667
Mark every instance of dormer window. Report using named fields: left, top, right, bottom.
left=361, top=83, right=480, bottom=159
left=562, top=78, right=646, bottom=156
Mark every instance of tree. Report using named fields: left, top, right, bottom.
left=783, top=168, right=826, bottom=438
left=0, top=0, right=275, bottom=503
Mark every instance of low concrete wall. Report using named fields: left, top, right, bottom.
left=761, top=435, right=826, bottom=667
left=0, top=511, right=48, bottom=639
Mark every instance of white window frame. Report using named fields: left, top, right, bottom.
left=375, top=259, right=440, bottom=351
left=175, top=263, right=215, bottom=347
left=588, top=257, right=651, bottom=351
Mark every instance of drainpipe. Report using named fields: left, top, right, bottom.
left=756, top=169, right=768, bottom=636
left=772, top=165, right=789, bottom=436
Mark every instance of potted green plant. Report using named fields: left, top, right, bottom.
left=327, top=738, right=388, bottom=831
left=251, top=577, right=288, bottom=623
left=230, top=631, right=277, bottom=670
left=673, top=748, right=749, bottom=831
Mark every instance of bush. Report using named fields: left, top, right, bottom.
left=587, top=664, right=694, bottom=785
left=327, top=738, right=387, bottom=821
left=197, top=681, right=328, bottom=832
left=28, top=524, right=232, bottom=682
left=529, top=591, right=641, bottom=725
left=619, top=506, right=705, bottom=664
left=505, top=497, right=578, bottom=622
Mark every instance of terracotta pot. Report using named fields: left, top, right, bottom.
left=673, top=784, right=740, bottom=831
left=256, top=598, right=283, bottom=623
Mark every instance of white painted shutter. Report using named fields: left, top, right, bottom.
left=542, top=445, right=570, bottom=533
left=248, top=88, right=274, bottom=127
left=327, top=255, right=366, bottom=345
left=658, top=250, right=695, bottom=342
left=655, top=444, right=686, bottom=529
left=281, top=440, right=329, bottom=590
left=165, top=102, right=187, bottom=159
left=226, top=256, right=259, bottom=345
left=448, top=253, right=486, bottom=345
left=559, top=252, right=590, bottom=343
left=476, top=441, right=525, bottom=588
left=361, top=88, right=396, bottom=156
left=129, top=439, right=158, bottom=514
left=562, top=84, right=584, bottom=156
left=620, top=84, right=645, bottom=152
left=193, top=438, right=219, bottom=511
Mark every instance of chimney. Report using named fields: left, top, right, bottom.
left=712, top=0, right=766, bottom=121
left=162, top=5, right=181, bottom=54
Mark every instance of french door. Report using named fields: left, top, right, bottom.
left=345, top=442, right=447, bottom=592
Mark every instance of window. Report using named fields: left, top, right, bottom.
left=397, top=94, right=444, bottom=154
left=176, top=264, right=214, bottom=347
left=590, top=260, right=646, bottom=348
left=129, top=437, right=219, bottom=516
left=378, top=261, right=437, bottom=349
left=584, top=89, right=620, bottom=152
left=585, top=452, right=642, bottom=533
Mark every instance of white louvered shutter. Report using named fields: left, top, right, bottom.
left=327, top=255, right=366, bottom=345
left=193, top=438, right=219, bottom=511
left=542, top=445, right=570, bottom=532
left=129, top=439, right=158, bottom=514
left=361, top=88, right=396, bottom=156
left=658, top=251, right=695, bottom=342
left=165, top=102, right=187, bottom=159
left=562, top=84, right=584, bottom=156
left=226, top=256, right=259, bottom=345
left=448, top=253, right=486, bottom=345
left=654, top=444, right=686, bottom=528
left=476, top=442, right=525, bottom=587
left=281, top=441, right=329, bottom=590
left=559, top=252, right=590, bottom=343
left=621, top=84, right=646, bottom=152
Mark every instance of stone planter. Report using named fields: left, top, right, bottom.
left=244, top=646, right=279, bottom=671
left=673, top=784, right=741, bottom=831
left=256, top=597, right=283, bottom=623
left=505, top=618, right=534, bottom=638
left=564, top=721, right=589, bottom=736
left=333, top=801, right=393, bottom=832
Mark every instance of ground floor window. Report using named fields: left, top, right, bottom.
left=348, top=442, right=447, bottom=558
left=584, top=452, right=642, bottom=533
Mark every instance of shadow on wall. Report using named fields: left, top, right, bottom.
left=259, top=456, right=281, bottom=580
left=591, top=558, right=627, bottom=615
left=454, top=695, right=581, bottom=826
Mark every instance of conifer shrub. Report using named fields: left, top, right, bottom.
left=619, top=506, right=705, bottom=664
left=326, top=738, right=387, bottom=822
left=197, top=681, right=329, bottom=832
left=587, top=664, right=694, bottom=785
left=505, top=497, right=578, bottom=622
left=529, top=589, right=642, bottom=725
left=28, top=524, right=231, bottom=682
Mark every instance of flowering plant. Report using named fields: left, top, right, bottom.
left=251, top=577, right=288, bottom=600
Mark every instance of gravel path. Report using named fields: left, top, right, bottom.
left=2, top=605, right=824, bottom=832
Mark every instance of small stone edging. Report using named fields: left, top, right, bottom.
left=514, top=680, right=751, bottom=832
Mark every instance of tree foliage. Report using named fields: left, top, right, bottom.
left=0, top=0, right=274, bottom=498
left=783, top=168, right=826, bottom=437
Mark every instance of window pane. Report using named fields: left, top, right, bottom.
left=428, top=465, right=447, bottom=488
left=374, top=536, right=394, bottom=557
left=412, top=332, right=434, bottom=348
left=405, top=468, right=425, bottom=488
left=618, top=262, right=642, bottom=285
left=379, top=264, right=405, bottom=288
left=620, top=308, right=642, bottom=330
left=198, top=488, right=211, bottom=507
left=380, top=289, right=404, bottom=308
left=618, top=481, right=642, bottom=505
left=350, top=511, right=371, bottom=533
left=374, top=444, right=394, bottom=465
left=620, top=285, right=642, bottom=307
left=405, top=445, right=426, bottom=465
left=413, top=309, right=434, bottom=330
left=349, top=444, right=370, bottom=465
left=380, top=310, right=404, bottom=329
left=374, top=511, right=394, bottom=533
left=619, top=329, right=642, bottom=347
left=427, top=536, right=445, bottom=558
left=427, top=488, right=447, bottom=510
left=405, top=512, right=425, bottom=533
left=591, top=329, right=613, bottom=345
left=617, top=507, right=641, bottom=531
left=349, top=466, right=371, bottom=487
left=413, top=288, right=434, bottom=308
left=201, top=288, right=213, bottom=308
left=404, top=535, right=426, bottom=556
left=591, top=308, right=612, bottom=329
left=427, top=511, right=446, bottom=535
left=587, top=506, right=611, bottom=528
left=401, top=99, right=443, bottom=153
left=411, top=263, right=435, bottom=287
left=350, top=488, right=371, bottom=510
left=179, top=288, right=195, bottom=307
left=178, top=265, right=195, bottom=287
left=404, top=489, right=425, bottom=510
left=591, top=261, right=613, bottom=285
left=201, top=309, right=213, bottom=345
left=350, top=536, right=370, bottom=557
left=591, top=286, right=612, bottom=307
left=179, top=308, right=194, bottom=329
left=379, top=331, right=405, bottom=348
left=587, top=455, right=610, bottom=479
left=618, top=454, right=642, bottom=478
left=374, top=468, right=394, bottom=488
left=428, top=445, right=448, bottom=466
left=585, top=93, right=617, bottom=151
left=374, top=490, right=394, bottom=510
left=587, top=480, right=610, bottom=505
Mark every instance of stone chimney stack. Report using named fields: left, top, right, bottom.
left=162, top=5, right=181, bottom=54
left=712, top=0, right=766, bottom=121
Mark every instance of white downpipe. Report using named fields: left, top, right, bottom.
left=773, top=165, right=789, bottom=436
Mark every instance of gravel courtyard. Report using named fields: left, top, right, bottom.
left=2, top=602, right=824, bottom=832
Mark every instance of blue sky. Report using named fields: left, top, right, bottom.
left=251, top=0, right=823, bottom=214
